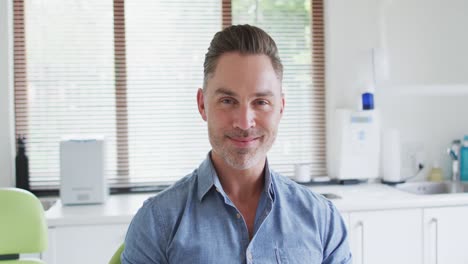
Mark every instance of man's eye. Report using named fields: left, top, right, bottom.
left=256, top=100, right=269, bottom=106
left=221, top=98, right=235, bottom=104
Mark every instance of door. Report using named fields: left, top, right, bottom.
left=349, top=209, right=423, bottom=264
left=424, top=206, right=468, bottom=264
left=43, top=223, right=128, bottom=264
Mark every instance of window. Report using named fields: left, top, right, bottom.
left=13, top=0, right=325, bottom=192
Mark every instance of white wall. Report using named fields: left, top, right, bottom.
left=379, top=94, right=468, bottom=178
left=0, top=0, right=15, bottom=187
left=325, top=0, right=468, bottom=179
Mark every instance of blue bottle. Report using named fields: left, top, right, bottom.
left=460, top=135, right=468, bottom=182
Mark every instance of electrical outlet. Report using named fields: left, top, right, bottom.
left=401, top=141, right=426, bottom=177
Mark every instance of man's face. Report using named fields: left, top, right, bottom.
left=197, top=52, right=285, bottom=170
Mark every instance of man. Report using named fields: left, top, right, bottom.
left=122, top=24, right=351, bottom=264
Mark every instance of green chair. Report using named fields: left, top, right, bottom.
left=108, top=243, right=124, bottom=264
left=0, top=188, right=48, bottom=263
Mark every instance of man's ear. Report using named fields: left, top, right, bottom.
left=280, top=93, right=285, bottom=115
left=197, top=88, right=207, bottom=121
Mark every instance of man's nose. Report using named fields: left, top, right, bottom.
left=234, top=105, right=256, bottom=130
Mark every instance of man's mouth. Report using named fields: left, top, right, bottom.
left=227, top=136, right=261, bottom=148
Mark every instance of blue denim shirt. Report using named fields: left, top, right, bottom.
left=122, top=155, right=352, bottom=264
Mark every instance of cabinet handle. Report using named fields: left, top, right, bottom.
left=356, top=221, right=365, bottom=264
left=429, top=218, right=438, bottom=264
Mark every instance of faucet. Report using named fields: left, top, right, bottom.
left=452, top=160, right=460, bottom=182
left=448, top=140, right=461, bottom=182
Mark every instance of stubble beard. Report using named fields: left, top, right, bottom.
left=209, top=127, right=277, bottom=170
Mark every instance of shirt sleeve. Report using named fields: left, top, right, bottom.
left=322, top=201, right=352, bottom=264
left=121, top=199, right=168, bottom=264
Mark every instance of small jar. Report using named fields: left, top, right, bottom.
left=427, top=162, right=444, bottom=182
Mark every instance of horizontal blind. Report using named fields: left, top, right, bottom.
left=123, top=0, right=219, bottom=184
left=14, top=0, right=221, bottom=189
left=232, top=0, right=327, bottom=177
left=14, top=0, right=325, bottom=190
left=15, top=0, right=118, bottom=189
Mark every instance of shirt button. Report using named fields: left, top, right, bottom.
left=236, top=213, right=241, bottom=219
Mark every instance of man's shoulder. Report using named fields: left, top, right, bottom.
left=272, top=171, right=332, bottom=209
left=142, top=170, right=198, bottom=210
left=123, top=170, right=201, bottom=263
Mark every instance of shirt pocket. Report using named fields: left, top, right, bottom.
left=275, top=247, right=322, bottom=264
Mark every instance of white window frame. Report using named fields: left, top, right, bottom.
left=0, top=0, right=15, bottom=188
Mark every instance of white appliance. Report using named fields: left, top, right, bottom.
left=60, top=137, right=107, bottom=205
left=329, top=109, right=380, bottom=181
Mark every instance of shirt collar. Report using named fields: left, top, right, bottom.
left=263, top=159, right=275, bottom=200
left=197, top=152, right=218, bottom=201
left=197, top=152, right=275, bottom=202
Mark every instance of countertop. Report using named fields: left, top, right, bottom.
left=45, top=182, right=468, bottom=227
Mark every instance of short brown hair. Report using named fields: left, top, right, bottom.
left=203, top=24, right=283, bottom=89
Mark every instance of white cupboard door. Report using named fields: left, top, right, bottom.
left=45, top=224, right=128, bottom=264
left=424, top=206, right=468, bottom=264
left=349, top=209, right=423, bottom=264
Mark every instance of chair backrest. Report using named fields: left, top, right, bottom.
left=0, top=188, right=48, bottom=257
left=108, top=243, right=124, bottom=264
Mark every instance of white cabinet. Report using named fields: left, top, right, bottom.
left=349, top=209, right=423, bottom=264
left=42, top=223, right=128, bottom=264
left=424, top=206, right=468, bottom=264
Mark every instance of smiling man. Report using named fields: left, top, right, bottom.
left=122, top=25, right=351, bottom=264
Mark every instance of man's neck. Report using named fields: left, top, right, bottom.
left=210, top=153, right=265, bottom=202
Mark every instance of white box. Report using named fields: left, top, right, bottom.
left=60, top=138, right=107, bottom=205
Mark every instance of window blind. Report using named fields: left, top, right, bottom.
left=15, top=0, right=118, bottom=189
left=14, top=0, right=326, bottom=191
left=232, top=0, right=326, bottom=176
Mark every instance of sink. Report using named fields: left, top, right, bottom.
left=40, top=198, right=58, bottom=211
left=394, top=181, right=468, bottom=195
left=320, top=193, right=341, bottom=199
